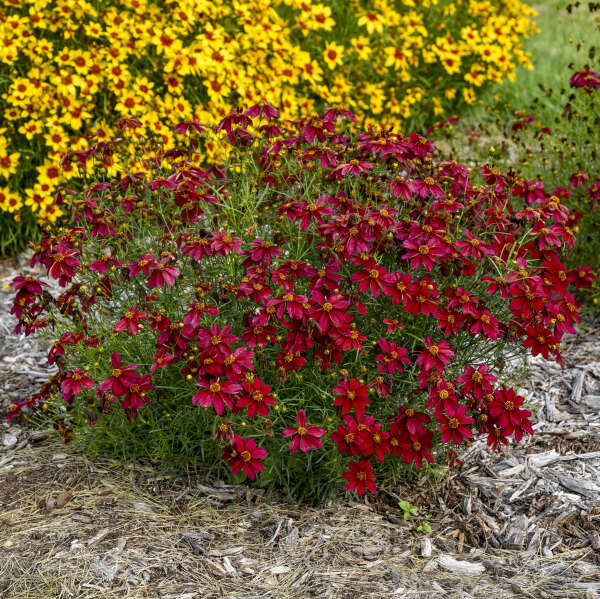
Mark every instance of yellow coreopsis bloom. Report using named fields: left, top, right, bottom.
left=323, top=41, right=344, bottom=70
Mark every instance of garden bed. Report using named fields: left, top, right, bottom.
left=1, top=258, right=600, bottom=598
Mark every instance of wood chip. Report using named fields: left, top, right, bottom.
left=437, top=555, right=485, bottom=575
left=420, top=537, right=433, bottom=557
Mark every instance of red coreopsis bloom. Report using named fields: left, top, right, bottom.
left=410, top=177, right=445, bottom=200
left=383, top=318, right=403, bottom=334
left=488, top=387, right=533, bottom=442
left=522, top=323, right=556, bottom=358
left=210, top=229, right=243, bottom=255
left=61, top=369, right=94, bottom=403
left=265, top=292, right=308, bottom=320
left=98, top=353, right=139, bottom=396
left=375, top=338, right=411, bottom=374
left=192, top=378, right=242, bottom=414
left=350, top=259, right=394, bottom=297
left=128, top=253, right=158, bottom=277
left=147, top=257, right=180, bottom=289
left=333, top=378, right=370, bottom=419
left=47, top=241, right=80, bottom=284
left=308, top=291, right=352, bottom=333
left=359, top=421, right=390, bottom=462
left=9, top=275, right=47, bottom=296
left=416, top=337, right=454, bottom=372
left=183, top=301, right=219, bottom=330
left=122, top=373, right=154, bottom=410
left=456, top=364, right=497, bottom=398
left=330, top=414, right=363, bottom=456
left=197, top=324, right=238, bottom=358
left=404, top=277, right=439, bottom=316
left=469, top=309, right=502, bottom=340
left=333, top=159, right=374, bottom=178
left=342, top=460, right=376, bottom=495
left=243, top=238, right=282, bottom=266
left=282, top=409, right=326, bottom=453
left=333, top=326, right=366, bottom=351
left=455, top=229, right=494, bottom=260
left=402, top=237, right=446, bottom=271
left=437, top=404, right=474, bottom=445
left=395, top=406, right=431, bottom=437
left=223, top=435, right=267, bottom=480
left=114, top=306, right=147, bottom=335
left=399, top=430, right=434, bottom=469
left=242, top=317, right=278, bottom=348
left=223, top=346, right=255, bottom=378
left=237, top=377, right=275, bottom=418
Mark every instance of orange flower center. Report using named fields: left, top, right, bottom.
left=240, top=450, right=252, bottom=462
left=448, top=417, right=459, bottom=429
left=323, top=302, right=333, bottom=312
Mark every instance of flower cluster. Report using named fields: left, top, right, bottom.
left=0, top=0, right=537, bottom=247
left=9, top=105, right=590, bottom=498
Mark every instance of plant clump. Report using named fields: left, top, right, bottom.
left=8, top=106, right=591, bottom=500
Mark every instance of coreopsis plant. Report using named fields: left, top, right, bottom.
left=9, top=105, right=590, bottom=500
left=0, top=0, right=538, bottom=253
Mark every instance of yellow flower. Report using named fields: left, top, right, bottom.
left=463, top=87, right=476, bottom=104
left=0, top=188, right=22, bottom=213
left=323, top=41, right=344, bottom=70
left=0, top=151, right=20, bottom=178
left=351, top=36, right=372, bottom=61
left=358, top=12, right=384, bottom=35
left=37, top=161, right=62, bottom=189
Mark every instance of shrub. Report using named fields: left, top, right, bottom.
left=0, top=0, right=538, bottom=254
left=8, top=106, right=590, bottom=501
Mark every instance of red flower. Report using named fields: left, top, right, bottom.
left=399, top=430, right=434, bottom=469
left=350, top=259, right=393, bottom=297
left=210, top=229, right=243, bottom=255
left=223, top=435, right=267, bottom=480
left=308, top=291, right=352, bottom=333
left=128, top=253, right=158, bottom=277
left=114, top=306, right=147, bottom=335
left=192, top=378, right=242, bottom=414
left=197, top=324, right=238, bottom=358
left=61, top=369, right=94, bottom=403
left=147, top=257, right=180, bottom=289
left=330, top=415, right=363, bottom=456
left=488, top=387, right=531, bottom=433
left=237, top=377, right=275, bottom=418
left=456, top=364, right=496, bottom=398
left=98, top=353, right=139, bottom=396
left=402, top=237, right=446, bottom=271
left=383, top=318, right=403, bottom=334
left=395, top=407, right=431, bottom=437
left=437, top=404, right=474, bottom=445
left=342, top=460, right=376, bottom=495
left=333, top=378, right=370, bottom=419
left=375, top=338, right=411, bottom=374
left=183, top=301, right=219, bottom=330
left=522, top=323, right=555, bottom=358
left=47, top=241, right=80, bottom=284
left=359, top=421, right=390, bottom=462
left=416, top=336, right=454, bottom=372
left=122, top=373, right=154, bottom=410
left=282, top=409, right=326, bottom=453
